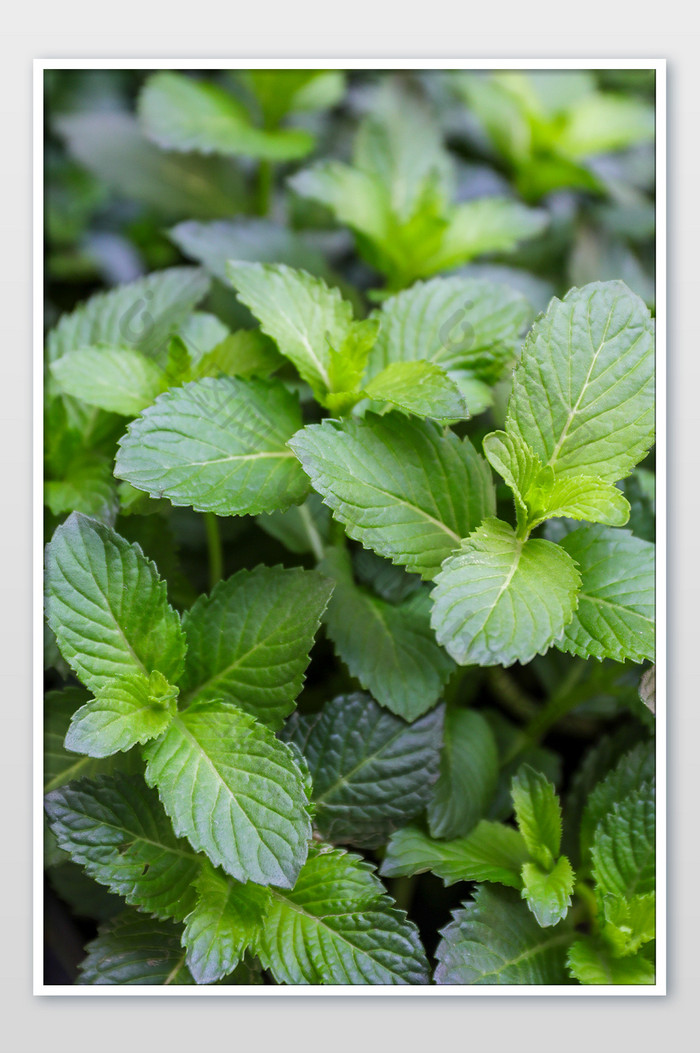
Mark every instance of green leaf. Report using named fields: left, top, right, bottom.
left=506, top=282, right=655, bottom=483
left=380, top=821, right=529, bottom=888
left=567, top=936, right=654, bottom=985
left=240, top=70, right=345, bottom=126
left=139, top=72, right=313, bottom=160
left=556, top=526, right=655, bottom=663
left=44, top=773, right=200, bottom=921
left=559, top=94, right=655, bottom=157
left=64, top=670, right=179, bottom=758
left=320, top=548, right=453, bottom=720
left=511, top=765, right=563, bottom=869
left=362, top=361, right=469, bottom=421
left=181, top=565, right=333, bottom=728
left=427, top=709, right=499, bottom=839
left=483, top=431, right=631, bottom=529
left=367, top=276, right=531, bottom=385
left=57, top=111, right=247, bottom=219
left=521, top=856, right=575, bottom=927
left=143, top=699, right=312, bottom=887
left=170, top=219, right=335, bottom=284
left=182, top=862, right=270, bottom=984
left=78, top=912, right=194, bottom=985
left=194, top=329, right=284, bottom=380
left=430, top=518, right=581, bottom=667
left=47, top=267, right=210, bottom=366
left=421, top=198, right=548, bottom=275
left=227, top=262, right=359, bottom=398
left=526, top=473, right=631, bottom=529
left=434, top=885, right=572, bottom=984
left=283, top=693, right=443, bottom=849
left=44, top=687, right=142, bottom=794
left=51, top=347, right=166, bottom=416
left=600, top=892, right=655, bottom=957
left=44, top=452, right=117, bottom=522
left=580, top=741, right=655, bottom=863
left=45, top=514, right=186, bottom=694
left=256, top=844, right=430, bottom=984
left=289, top=414, right=495, bottom=580
left=115, top=377, right=309, bottom=516
left=591, top=782, right=655, bottom=900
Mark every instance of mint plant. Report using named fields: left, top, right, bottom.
left=44, top=68, right=656, bottom=989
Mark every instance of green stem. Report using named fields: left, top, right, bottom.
left=488, top=667, right=539, bottom=722
left=204, top=513, right=223, bottom=591
left=522, top=660, right=586, bottom=745
left=256, top=160, right=273, bottom=216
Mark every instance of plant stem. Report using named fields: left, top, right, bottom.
left=488, top=667, right=539, bottom=722
left=204, top=513, right=223, bottom=591
left=256, top=160, right=273, bottom=216
left=523, top=660, right=586, bottom=745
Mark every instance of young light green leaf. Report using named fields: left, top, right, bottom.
left=227, top=262, right=358, bottom=398
left=44, top=453, right=117, bottom=522
left=483, top=430, right=631, bottom=529
left=256, top=844, right=430, bottom=984
left=289, top=414, right=495, bottom=580
left=556, top=526, right=655, bottom=663
left=44, top=688, right=142, bottom=794
left=194, top=329, right=284, bottom=380
left=600, top=892, right=655, bottom=957
left=421, top=197, right=548, bottom=276
left=380, top=821, right=529, bottom=889
left=511, top=765, right=563, bottom=869
left=64, top=670, right=179, bottom=758
left=434, top=885, right=572, bottom=984
left=427, top=709, right=499, bottom=840
left=47, top=267, right=209, bottom=365
left=77, top=912, right=195, bottom=985
left=181, top=565, right=334, bottom=729
left=182, top=862, right=270, bottom=984
left=143, top=699, right=312, bottom=887
left=506, top=281, right=655, bottom=482
left=362, top=361, right=469, bottom=421
left=567, top=936, right=654, bottom=985
left=51, top=347, right=166, bottom=416
left=240, top=70, right=345, bottom=125
left=526, top=473, right=631, bottom=529
left=521, top=856, right=575, bottom=927
left=320, top=548, right=453, bottom=720
left=115, top=377, right=309, bottom=516
left=283, top=693, right=443, bottom=849
left=430, top=518, right=581, bottom=667
left=44, top=773, right=201, bottom=921
left=591, top=782, right=655, bottom=900
left=45, top=513, right=186, bottom=694
left=367, top=276, right=531, bottom=384
left=139, top=72, right=313, bottom=160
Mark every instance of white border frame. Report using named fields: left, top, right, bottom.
left=33, top=57, right=666, bottom=997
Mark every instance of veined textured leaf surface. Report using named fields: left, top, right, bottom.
left=45, top=514, right=186, bottom=693
left=115, top=377, right=309, bottom=516
left=434, top=886, right=572, bottom=985
left=45, top=773, right=200, bottom=921
left=427, top=708, right=499, bottom=839
left=431, top=518, right=581, bottom=666
left=557, top=526, right=655, bottom=663
left=380, top=822, right=529, bottom=888
left=256, top=845, right=430, bottom=984
left=506, top=281, right=654, bottom=482
left=283, top=693, right=443, bottom=848
left=321, top=548, right=453, bottom=720
left=290, top=414, right=495, bottom=579
left=143, top=699, right=312, bottom=887
left=78, top=912, right=194, bottom=985
left=181, top=565, right=333, bottom=728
